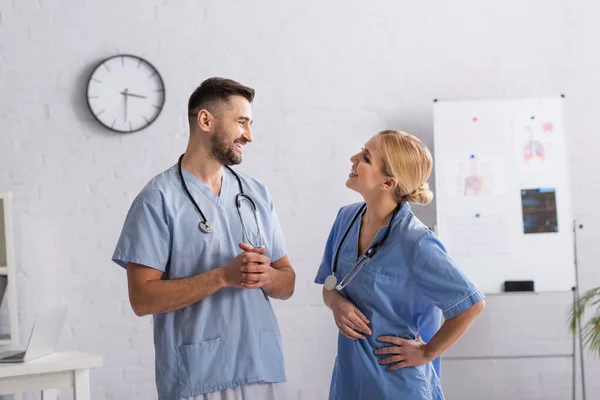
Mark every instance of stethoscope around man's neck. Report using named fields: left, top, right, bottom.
left=177, top=154, right=265, bottom=250
left=324, top=202, right=401, bottom=291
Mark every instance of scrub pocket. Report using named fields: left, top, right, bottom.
left=177, top=337, right=225, bottom=395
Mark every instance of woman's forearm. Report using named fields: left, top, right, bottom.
left=424, top=300, right=486, bottom=361
left=323, top=286, right=343, bottom=309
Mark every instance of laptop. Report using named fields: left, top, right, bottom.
left=0, top=276, right=7, bottom=308
left=0, top=305, right=67, bottom=363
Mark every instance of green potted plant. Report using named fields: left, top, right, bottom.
left=569, top=287, right=600, bottom=357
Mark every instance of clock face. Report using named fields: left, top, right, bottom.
left=86, top=55, right=165, bottom=133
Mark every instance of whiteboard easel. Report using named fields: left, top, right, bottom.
left=433, top=96, right=575, bottom=293
left=432, top=96, right=586, bottom=399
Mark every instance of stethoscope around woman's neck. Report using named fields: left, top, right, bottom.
left=324, top=202, right=402, bottom=291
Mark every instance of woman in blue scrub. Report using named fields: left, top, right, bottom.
left=315, top=130, right=486, bottom=399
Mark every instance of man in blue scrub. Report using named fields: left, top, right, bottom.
left=112, top=77, right=296, bottom=400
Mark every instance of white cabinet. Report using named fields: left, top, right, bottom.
left=0, top=193, right=19, bottom=347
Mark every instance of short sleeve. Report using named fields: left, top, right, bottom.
left=111, top=190, right=170, bottom=272
left=266, top=190, right=287, bottom=264
left=314, top=208, right=343, bottom=285
left=412, top=233, right=485, bottom=319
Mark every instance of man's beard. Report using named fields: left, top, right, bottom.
left=210, top=129, right=242, bottom=166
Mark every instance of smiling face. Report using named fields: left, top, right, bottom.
left=208, top=95, right=253, bottom=166
left=187, top=78, right=255, bottom=166
left=346, top=134, right=396, bottom=199
left=346, top=130, right=435, bottom=206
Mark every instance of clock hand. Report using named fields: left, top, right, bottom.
left=120, top=91, right=147, bottom=99
left=122, top=88, right=128, bottom=122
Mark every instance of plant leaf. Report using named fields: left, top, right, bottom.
left=569, top=287, right=600, bottom=358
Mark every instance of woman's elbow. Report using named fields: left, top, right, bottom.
left=471, top=299, right=486, bottom=317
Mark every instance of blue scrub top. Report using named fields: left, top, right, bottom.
left=315, top=201, right=484, bottom=400
left=112, top=166, right=288, bottom=400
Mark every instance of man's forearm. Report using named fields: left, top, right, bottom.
left=129, top=267, right=227, bottom=316
left=263, top=266, right=295, bottom=300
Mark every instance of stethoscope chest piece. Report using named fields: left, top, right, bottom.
left=324, top=274, right=338, bottom=291
left=178, top=154, right=265, bottom=248
left=199, top=221, right=214, bottom=233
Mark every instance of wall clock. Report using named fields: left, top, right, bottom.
left=86, top=54, right=165, bottom=133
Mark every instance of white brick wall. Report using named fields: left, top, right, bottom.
left=1, top=0, right=599, bottom=399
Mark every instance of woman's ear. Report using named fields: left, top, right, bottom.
left=382, top=177, right=398, bottom=192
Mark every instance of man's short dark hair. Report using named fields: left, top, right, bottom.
left=188, top=77, right=255, bottom=119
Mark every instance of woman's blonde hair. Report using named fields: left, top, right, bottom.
left=378, top=130, right=434, bottom=205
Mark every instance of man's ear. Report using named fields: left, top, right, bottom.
left=197, top=109, right=213, bottom=132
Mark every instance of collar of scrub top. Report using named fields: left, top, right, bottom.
left=176, top=153, right=266, bottom=250
left=324, top=202, right=401, bottom=291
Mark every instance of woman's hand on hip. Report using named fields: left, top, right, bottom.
left=330, top=295, right=372, bottom=340
left=374, top=335, right=431, bottom=370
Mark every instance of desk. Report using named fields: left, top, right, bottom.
left=0, top=352, right=103, bottom=399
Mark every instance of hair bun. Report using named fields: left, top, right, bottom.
left=405, top=182, right=434, bottom=205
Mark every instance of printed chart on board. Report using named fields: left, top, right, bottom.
left=433, top=97, right=574, bottom=293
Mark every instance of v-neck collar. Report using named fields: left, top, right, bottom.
left=353, top=201, right=410, bottom=261
left=180, top=167, right=230, bottom=210
left=354, top=208, right=388, bottom=262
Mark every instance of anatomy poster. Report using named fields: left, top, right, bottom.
left=513, top=117, right=558, bottom=172
left=447, top=154, right=507, bottom=198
